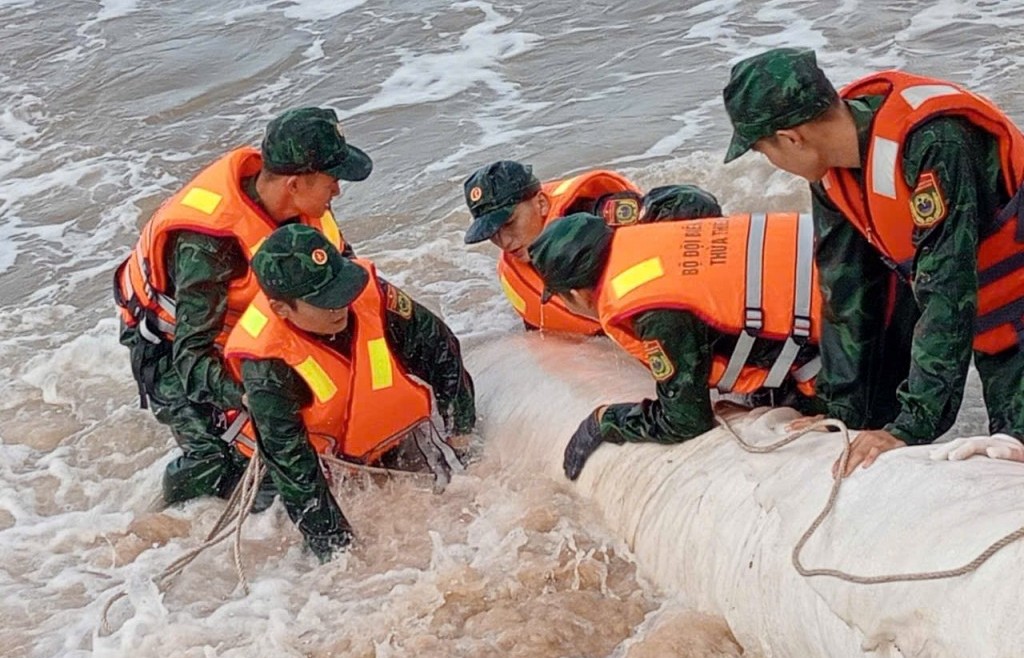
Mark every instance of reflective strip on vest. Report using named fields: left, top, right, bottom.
left=180, top=187, right=223, bottom=215
left=793, top=356, right=821, bottom=383
left=763, top=212, right=815, bottom=388
left=869, top=83, right=965, bottom=202
left=871, top=137, right=900, bottom=200
left=499, top=273, right=527, bottom=313
left=900, top=84, right=960, bottom=110
left=138, top=317, right=165, bottom=345
left=611, top=257, right=665, bottom=299
left=221, top=410, right=252, bottom=446
left=552, top=177, right=577, bottom=197
left=717, top=213, right=767, bottom=392
left=250, top=237, right=266, bottom=258
left=367, top=338, right=394, bottom=390
left=154, top=291, right=176, bottom=318
left=295, top=356, right=338, bottom=403
left=320, top=211, right=341, bottom=247
left=239, top=304, right=269, bottom=338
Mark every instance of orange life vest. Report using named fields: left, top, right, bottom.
left=497, top=170, right=641, bottom=334
left=822, top=71, right=1024, bottom=354
left=113, top=147, right=346, bottom=347
left=597, top=214, right=821, bottom=395
left=223, top=260, right=432, bottom=463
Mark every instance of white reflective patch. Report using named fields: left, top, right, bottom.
left=871, top=137, right=900, bottom=199
left=900, top=84, right=961, bottom=110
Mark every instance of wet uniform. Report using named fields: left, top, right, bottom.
left=813, top=96, right=1023, bottom=443
left=237, top=283, right=475, bottom=559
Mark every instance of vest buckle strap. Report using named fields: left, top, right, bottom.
left=987, top=181, right=1024, bottom=242
left=792, top=315, right=812, bottom=339
left=744, top=307, right=764, bottom=332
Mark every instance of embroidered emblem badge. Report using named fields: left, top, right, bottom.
left=643, top=340, right=675, bottom=382
left=910, top=172, right=947, bottom=228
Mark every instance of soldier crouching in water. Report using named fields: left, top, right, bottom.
left=223, top=224, right=475, bottom=562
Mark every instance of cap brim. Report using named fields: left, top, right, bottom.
left=723, top=131, right=754, bottom=164
left=303, top=261, right=370, bottom=309
left=464, top=206, right=514, bottom=245
left=326, top=144, right=374, bottom=182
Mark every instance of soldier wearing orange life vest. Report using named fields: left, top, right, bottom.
left=114, top=107, right=374, bottom=507
left=462, top=161, right=721, bottom=333
left=528, top=212, right=823, bottom=480
left=224, top=224, right=475, bottom=562
left=723, top=48, right=1024, bottom=476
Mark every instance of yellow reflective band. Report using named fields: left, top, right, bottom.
left=249, top=237, right=266, bottom=257
left=499, top=274, right=526, bottom=313
left=367, top=338, right=393, bottom=390
left=552, top=176, right=577, bottom=197
left=180, top=187, right=223, bottom=215
left=296, top=356, right=338, bottom=403
left=611, top=257, right=664, bottom=299
left=320, top=211, right=342, bottom=248
left=239, top=305, right=269, bottom=337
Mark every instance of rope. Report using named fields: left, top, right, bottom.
left=100, top=423, right=459, bottom=636
left=715, top=412, right=1024, bottom=584
left=100, top=451, right=265, bottom=635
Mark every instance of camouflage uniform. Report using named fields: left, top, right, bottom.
left=528, top=212, right=820, bottom=446
left=723, top=48, right=1024, bottom=443
left=599, top=310, right=820, bottom=443
left=240, top=225, right=476, bottom=561
left=118, top=108, right=370, bottom=506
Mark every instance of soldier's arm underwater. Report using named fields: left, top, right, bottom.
left=598, top=309, right=716, bottom=443
left=380, top=280, right=477, bottom=435
left=239, top=358, right=353, bottom=562
left=169, top=232, right=246, bottom=409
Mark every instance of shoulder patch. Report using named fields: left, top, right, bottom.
left=643, top=339, right=675, bottom=382
left=603, top=197, right=640, bottom=226
left=386, top=285, right=414, bottom=319
left=910, top=171, right=947, bottom=228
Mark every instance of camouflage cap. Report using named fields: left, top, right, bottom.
left=463, top=160, right=542, bottom=244
left=252, top=224, right=369, bottom=309
left=722, top=48, right=838, bottom=163
left=641, top=184, right=722, bottom=221
left=262, top=107, right=373, bottom=181
left=527, top=212, right=613, bottom=302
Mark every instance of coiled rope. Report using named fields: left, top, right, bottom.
left=716, top=413, right=1024, bottom=584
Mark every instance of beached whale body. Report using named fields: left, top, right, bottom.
left=469, top=333, right=1024, bottom=658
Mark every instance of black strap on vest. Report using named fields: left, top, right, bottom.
left=987, top=181, right=1024, bottom=243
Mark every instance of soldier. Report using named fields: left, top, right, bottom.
left=528, top=212, right=823, bottom=481
left=462, top=161, right=645, bottom=333
left=114, top=107, right=371, bottom=507
left=224, top=224, right=475, bottom=562
left=722, top=48, right=1024, bottom=475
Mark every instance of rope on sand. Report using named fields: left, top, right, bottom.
left=716, top=413, right=1024, bottom=584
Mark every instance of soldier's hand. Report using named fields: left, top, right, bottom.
left=930, top=434, right=1024, bottom=462
left=563, top=408, right=606, bottom=481
left=832, top=429, right=906, bottom=479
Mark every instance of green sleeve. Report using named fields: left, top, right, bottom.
left=169, top=232, right=246, bottom=409
left=381, top=281, right=476, bottom=434
left=809, top=187, right=894, bottom=428
left=240, top=358, right=349, bottom=541
left=883, top=118, right=994, bottom=444
left=599, top=309, right=715, bottom=443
